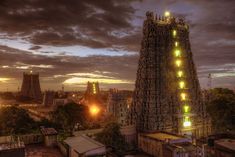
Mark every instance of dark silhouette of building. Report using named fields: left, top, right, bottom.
left=83, top=81, right=101, bottom=104
left=129, top=12, right=210, bottom=138
left=43, top=91, right=55, bottom=106
left=85, top=81, right=100, bottom=96
left=20, top=71, right=42, bottom=100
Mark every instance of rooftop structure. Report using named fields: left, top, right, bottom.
left=138, top=131, right=195, bottom=157
left=40, top=127, right=58, bottom=136
left=64, top=135, right=106, bottom=157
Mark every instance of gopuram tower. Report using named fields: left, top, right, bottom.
left=129, top=11, right=210, bottom=138
left=20, top=71, right=42, bottom=101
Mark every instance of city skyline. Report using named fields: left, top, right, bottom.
left=0, top=0, right=235, bottom=91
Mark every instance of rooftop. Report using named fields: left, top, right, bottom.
left=64, top=135, right=105, bottom=154
left=215, top=139, right=235, bottom=152
left=141, top=132, right=191, bottom=144
left=40, top=127, right=58, bottom=136
left=144, top=132, right=183, bottom=141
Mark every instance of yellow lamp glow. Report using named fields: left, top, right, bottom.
left=177, top=71, right=183, bottom=77
left=175, top=50, right=181, bottom=57
left=181, top=93, right=186, bottom=100
left=175, top=41, right=178, bottom=47
left=164, top=11, right=170, bottom=17
left=175, top=60, right=182, bottom=67
left=89, top=105, right=100, bottom=116
left=179, top=81, right=185, bottom=89
left=184, top=105, right=189, bottom=113
left=173, top=30, right=177, bottom=37
left=93, top=83, right=96, bottom=94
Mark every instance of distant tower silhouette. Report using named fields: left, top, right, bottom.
left=20, top=71, right=42, bottom=100
left=85, top=81, right=100, bottom=96
left=83, top=81, right=101, bottom=105
left=207, top=73, right=212, bottom=89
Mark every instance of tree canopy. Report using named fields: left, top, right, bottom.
left=51, top=102, right=89, bottom=134
left=96, top=122, right=127, bottom=156
left=206, top=88, right=235, bottom=133
left=0, top=106, right=36, bottom=135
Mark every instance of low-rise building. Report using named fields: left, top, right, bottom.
left=40, top=127, right=58, bottom=147
left=64, top=135, right=106, bottom=157
left=0, top=140, right=25, bottom=157
left=138, top=132, right=197, bottom=157
left=214, top=139, right=235, bottom=157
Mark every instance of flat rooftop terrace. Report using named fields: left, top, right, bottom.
left=215, top=139, right=235, bottom=152
left=143, top=132, right=183, bottom=141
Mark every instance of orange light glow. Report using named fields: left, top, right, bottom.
left=89, top=105, right=100, bottom=116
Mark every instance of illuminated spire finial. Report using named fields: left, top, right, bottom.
left=164, top=11, right=170, bottom=17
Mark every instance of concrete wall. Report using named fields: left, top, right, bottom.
left=138, top=135, right=163, bottom=157
left=0, top=148, right=25, bottom=157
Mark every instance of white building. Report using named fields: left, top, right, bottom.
left=64, top=135, right=106, bottom=157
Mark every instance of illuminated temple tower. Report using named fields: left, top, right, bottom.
left=83, top=81, right=102, bottom=105
left=129, top=12, right=210, bottom=138
left=20, top=71, right=42, bottom=100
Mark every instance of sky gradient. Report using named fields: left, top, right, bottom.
left=0, top=0, right=234, bottom=91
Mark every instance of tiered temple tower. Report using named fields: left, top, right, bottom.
left=129, top=11, right=210, bottom=138
left=20, top=71, right=42, bottom=100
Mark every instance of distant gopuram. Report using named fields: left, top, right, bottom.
left=20, top=71, right=42, bottom=100
left=129, top=11, right=210, bottom=138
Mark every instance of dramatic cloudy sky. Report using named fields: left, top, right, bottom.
left=0, top=0, right=234, bottom=91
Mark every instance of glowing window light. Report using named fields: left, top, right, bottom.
left=181, top=93, right=187, bottom=100
left=183, top=121, right=191, bottom=127
left=177, top=71, right=183, bottom=77
left=164, top=11, right=170, bottom=17
left=179, top=81, right=185, bottom=89
left=175, top=59, right=182, bottom=67
left=93, top=83, right=96, bottom=94
left=174, top=50, right=181, bottom=57
left=175, top=42, right=178, bottom=47
left=173, top=30, right=177, bottom=37
left=183, top=116, right=191, bottom=127
left=184, top=105, right=189, bottom=113
left=89, top=105, right=100, bottom=116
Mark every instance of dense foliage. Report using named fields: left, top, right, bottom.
left=96, top=122, right=127, bottom=156
left=0, top=106, right=36, bottom=135
left=51, top=102, right=89, bottom=134
left=206, top=88, right=235, bottom=133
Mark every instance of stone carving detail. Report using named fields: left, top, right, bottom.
left=129, top=12, right=210, bottom=137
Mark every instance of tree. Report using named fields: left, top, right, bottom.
left=0, top=106, right=36, bottom=135
left=51, top=102, right=89, bottom=134
left=205, top=88, right=235, bottom=133
left=96, top=122, right=127, bottom=156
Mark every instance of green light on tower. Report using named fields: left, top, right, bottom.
left=173, top=30, right=177, bottom=37
left=184, top=105, right=189, bottom=113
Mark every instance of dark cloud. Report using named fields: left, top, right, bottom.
left=0, top=45, right=138, bottom=91
left=0, top=0, right=141, bottom=51
left=29, top=45, right=41, bottom=50
left=0, top=0, right=235, bottom=90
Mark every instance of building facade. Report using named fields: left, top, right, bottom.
left=106, top=89, right=132, bottom=126
left=129, top=11, right=210, bottom=138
